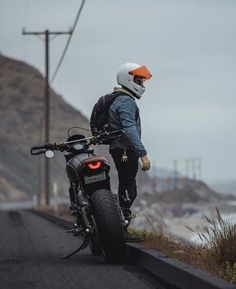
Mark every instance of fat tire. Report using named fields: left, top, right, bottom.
left=91, top=189, right=127, bottom=263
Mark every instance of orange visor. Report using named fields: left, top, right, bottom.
left=129, top=66, right=152, bottom=80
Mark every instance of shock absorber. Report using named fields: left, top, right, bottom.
left=77, top=189, right=88, bottom=207
left=77, top=189, right=91, bottom=232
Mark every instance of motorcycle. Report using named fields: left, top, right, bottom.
left=31, top=128, right=129, bottom=263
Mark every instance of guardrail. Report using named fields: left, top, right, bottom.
left=32, top=210, right=236, bottom=289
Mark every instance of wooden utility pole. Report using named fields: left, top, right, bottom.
left=197, top=158, right=202, bottom=180
left=173, top=159, right=178, bottom=192
left=22, top=28, right=71, bottom=205
left=191, top=158, right=196, bottom=180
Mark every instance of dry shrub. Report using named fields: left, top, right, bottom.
left=143, top=213, right=166, bottom=238
left=199, top=208, right=236, bottom=266
left=129, top=214, right=164, bottom=240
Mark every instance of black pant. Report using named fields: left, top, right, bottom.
left=110, top=148, right=139, bottom=209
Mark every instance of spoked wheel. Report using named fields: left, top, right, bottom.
left=91, top=189, right=127, bottom=263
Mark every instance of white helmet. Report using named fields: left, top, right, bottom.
left=116, top=63, right=152, bottom=99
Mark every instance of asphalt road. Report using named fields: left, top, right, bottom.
left=0, top=210, right=176, bottom=289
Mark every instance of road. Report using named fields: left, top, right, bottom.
left=0, top=210, right=175, bottom=289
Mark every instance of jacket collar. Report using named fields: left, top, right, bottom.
left=113, top=87, right=135, bottom=100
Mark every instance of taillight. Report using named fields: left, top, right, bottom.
left=87, top=161, right=102, bottom=170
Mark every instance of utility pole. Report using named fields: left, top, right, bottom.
left=191, top=158, right=196, bottom=180
left=173, top=159, right=179, bottom=192
left=185, top=159, right=190, bottom=178
left=197, top=158, right=202, bottom=180
left=22, top=28, right=72, bottom=205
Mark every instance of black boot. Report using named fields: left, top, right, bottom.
left=125, top=230, right=144, bottom=242
left=122, top=208, right=136, bottom=221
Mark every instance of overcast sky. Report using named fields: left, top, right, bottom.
left=1, top=0, right=236, bottom=181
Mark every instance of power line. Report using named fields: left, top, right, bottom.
left=50, top=0, right=86, bottom=83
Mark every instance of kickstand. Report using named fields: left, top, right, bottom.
left=62, top=236, right=90, bottom=259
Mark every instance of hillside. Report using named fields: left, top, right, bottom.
left=0, top=54, right=87, bottom=200
left=0, top=54, right=150, bottom=201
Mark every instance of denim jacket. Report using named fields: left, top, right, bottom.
left=108, top=87, right=147, bottom=158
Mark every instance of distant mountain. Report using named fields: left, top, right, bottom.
left=0, top=54, right=150, bottom=201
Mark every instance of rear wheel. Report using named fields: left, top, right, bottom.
left=91, top=189, right=127, bottom=263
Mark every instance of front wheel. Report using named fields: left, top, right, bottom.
left=91, top=189, right=127, bottom=263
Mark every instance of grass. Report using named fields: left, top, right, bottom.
left=198, top=208, right=236, bottom=265
left=130, top=208, right=236, bottom=284
left=218, top=262, right=236, bottom=284
left=129, top=225, right=221, bottom=276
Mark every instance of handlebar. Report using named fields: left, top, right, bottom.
left=30, top=129, right=124, bottom=155
left=31, top=143, right=66, bottom=155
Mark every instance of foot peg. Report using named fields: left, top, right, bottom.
left=66, top=226, right=83, bottom=236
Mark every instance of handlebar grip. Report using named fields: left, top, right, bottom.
left=93, top=129, right=124, bottom=145
left=31, top=145, right=47, bottom=155
left=106, top=129, right=124, bottom=140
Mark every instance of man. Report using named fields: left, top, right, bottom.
left=108, top=63, right=152, bottom=241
